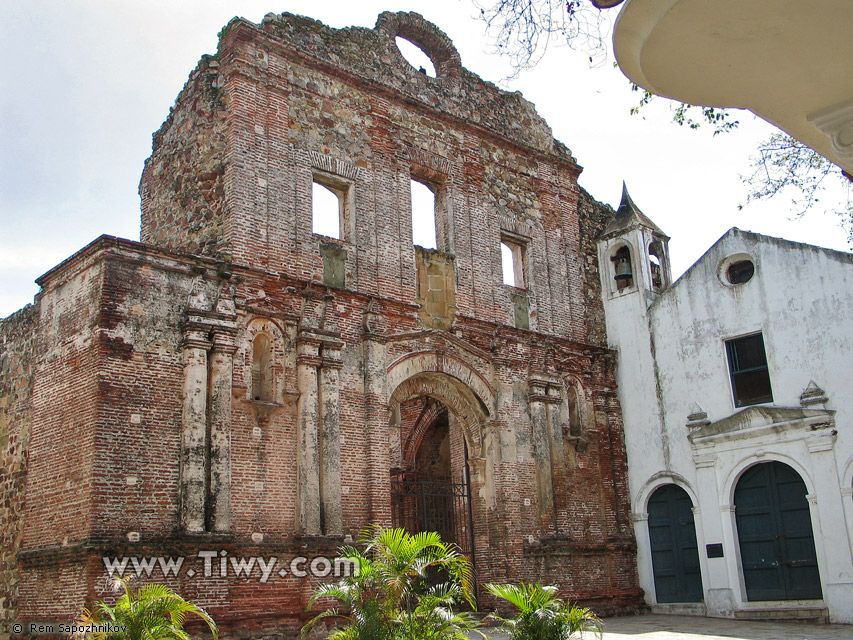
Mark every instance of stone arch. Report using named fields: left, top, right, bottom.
left=375, top=11, right=462, bottom=79
left=648, top=240, right=666, bottom=289
left=389, top=371, right=489, bottom=459
left=600, top=237, right=637, bottom=295
left=646, top=483, right=704, bottom=603
left=634, top=471, right=699, bottom=516
left=404, top=399, right=449, bottom=465
left=732, top=460, right=823, bottom=601
left=386, top=350, right=496, bottom=416
left=722, top=452, right=816, bottom=507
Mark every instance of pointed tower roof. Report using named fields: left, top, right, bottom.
left=600, top=183, right=669, bottom=239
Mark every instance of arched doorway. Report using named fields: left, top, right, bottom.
left=387, top=364, right=495, bottom=589
left=390, top=395, right=475, bottom=559
left=647, top=484, right=703, bottom=603
left=734, top=461, right=822, bottom=601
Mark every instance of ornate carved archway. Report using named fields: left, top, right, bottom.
left=390, top=372, right=486, bottom=458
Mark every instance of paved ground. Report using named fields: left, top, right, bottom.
left=476, top=614, right=852, bottom=640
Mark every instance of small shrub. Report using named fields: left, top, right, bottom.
left=485, top=582, right=602, bottom=640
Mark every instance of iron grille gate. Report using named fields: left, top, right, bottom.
left=390, top=476, right=475, bottom=564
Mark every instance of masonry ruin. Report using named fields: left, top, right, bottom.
left=0, top=11, right=641, bottom=637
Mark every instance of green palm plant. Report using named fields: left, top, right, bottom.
left=303, top=550, right=395, bottom=640
left=484, top=582, right=602, bottom=640
left=397, top=582, right=482, bottom=640
left=80, top=576, right=217, bottom=640
left=302, top=526, right=480, bottom=640
left=362, top=525, right=475, bottom=611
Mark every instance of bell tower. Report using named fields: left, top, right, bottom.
left=597, top=183, right=671, bottom=308
left=596, top=183, right=669, bottom=461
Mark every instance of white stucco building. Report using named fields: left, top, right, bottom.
left=598, top=187, right=853, bottom=623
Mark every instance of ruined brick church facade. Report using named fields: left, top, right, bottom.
left=0, top=11, right=641, bottom=637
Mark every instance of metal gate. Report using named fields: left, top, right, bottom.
left=390, top=475, right=475, bottom=561
left=735, top=461, right=822, bottom=601
left=648, top=484, right=704, bottom=603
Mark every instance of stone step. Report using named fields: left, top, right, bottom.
left=733, top=607, right=829, bottom=624
left=650, top=603, right=707, bottom=617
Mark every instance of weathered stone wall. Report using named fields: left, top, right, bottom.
left=577, top=187, right=615, bottom=347
left=140, top=12, right=595, bottom=343
left=0, top=305, right=37, bottom=638
left=139, top=57, right=228, bottom=257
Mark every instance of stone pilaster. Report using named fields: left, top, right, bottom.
left=296, top=336, right=322, bottom=535
left=180, top=325, right=211, bottom=533
left=319, top=343, right=343, bottom=535
left=363, top=301, right=391, bottom=526
left=208, top=330, right=237, bottom=533
left=528, top=376, right=555, bottom=531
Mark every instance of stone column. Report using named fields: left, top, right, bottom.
left=208, top=330, right=236, bottom=533
left=842, top=486, right=853, bottom=562
left=319, top=344, right=343, bottom=535
left=180, top=326, right=211, bottom=533
left=296, top=337, right=322, bottom=535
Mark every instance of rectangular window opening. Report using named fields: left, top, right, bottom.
left=312, top=178, right=346, bottom=239
left=725, top=333, right=773, bottom=407
left=500, top=235, right=527, bottom=289
left=411, top=178, right=437, bottom=249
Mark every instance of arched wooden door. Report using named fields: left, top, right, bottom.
left=648, top=484, right=704, bottom=602
left=734, top=462, right=822, bottom=601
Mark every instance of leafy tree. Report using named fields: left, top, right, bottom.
left=475, top=0, right=852, bottom=244
left=80, top=576, right=217, bottom=640
left=485, top=582, right=602, bottom=640
left=302, top=526, right=481, bottom=640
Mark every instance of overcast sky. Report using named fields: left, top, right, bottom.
left=1, top=1, right=849, bottom=318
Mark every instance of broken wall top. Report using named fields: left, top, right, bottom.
left=241, top=11, right=572, bottom=159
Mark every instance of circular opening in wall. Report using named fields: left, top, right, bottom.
left=727, top=260, right=755, bottom=284
left=395, top=36, right=436, bottom=77
left=718, top=254, right=756, bottom=286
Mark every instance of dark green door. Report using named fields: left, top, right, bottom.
left=648, top=485, right=704, bottom=603
left=735, top=462, right=822, bottom=601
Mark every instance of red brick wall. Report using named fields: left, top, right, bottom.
left=0, top=305, right=38, bottom=633
left=140, top=13, right=597, bottom=344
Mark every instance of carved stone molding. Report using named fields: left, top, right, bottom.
left=808, top=99, right=853, bottom=164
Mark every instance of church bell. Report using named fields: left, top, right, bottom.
left=614, top=257, right=632, bottom=281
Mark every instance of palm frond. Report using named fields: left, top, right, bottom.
left=80, top=577, right=217, bottom=640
